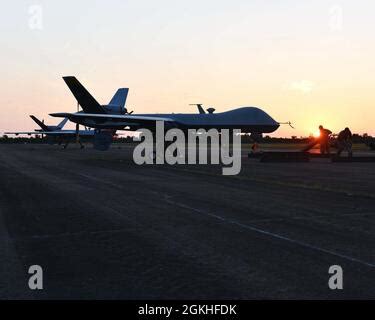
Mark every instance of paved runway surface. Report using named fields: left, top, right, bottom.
left=0, top=144, right=375, bottom=299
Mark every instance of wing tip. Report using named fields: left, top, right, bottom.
left=50, top=112, right=71, bottom=118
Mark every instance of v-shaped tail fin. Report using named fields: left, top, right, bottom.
left=30, top=115, right=49, bottom=131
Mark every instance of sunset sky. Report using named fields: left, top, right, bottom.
left=1, top=0, right=374, bottom=137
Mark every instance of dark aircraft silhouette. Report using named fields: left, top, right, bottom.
left=51, top=77, right=281, bottom=135
left=5, top=115, right=95, bottom=148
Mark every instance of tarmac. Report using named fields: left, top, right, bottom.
left=0, top=143, right=375, bottom=299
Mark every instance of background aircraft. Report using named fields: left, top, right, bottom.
left=5, top=115, right=95, bottom=149
left=6, top=115, right=68, bottom=134
left=6, top=83, right=130, bottom=150
left=30, top=115, right=69, bottom=132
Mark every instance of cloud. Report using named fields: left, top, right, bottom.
left=289, top=80, right=315, bottom=94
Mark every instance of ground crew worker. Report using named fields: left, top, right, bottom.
left=337, top=127, right=353, bottom=157
left=318, top=125, right=332, bottom=154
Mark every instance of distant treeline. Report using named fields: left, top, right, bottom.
left=1, top=133, right=373, bottom=144
left=259, top=133, right=374, bottom=144
left=0, top=135, right=137, bottom=144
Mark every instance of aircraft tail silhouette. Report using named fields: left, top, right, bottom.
left=56, top=118, right=69, bottom=129
left=109, top=88, right=129, bottom=107
left=30, top=115, right=49, bottom=131
left=63, top=76, right=106, bottom=114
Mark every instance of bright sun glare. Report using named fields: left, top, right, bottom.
left=313, top=131, right=321, bottom=138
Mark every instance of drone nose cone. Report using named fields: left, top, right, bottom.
left=256, top=108, right=277, bottom=123
left=273, top=122, right=281, bottom=130
left=268, top=119, right=280, bottom=132
left=254, top=107, right=280, bottom=132
left=271, top=117, right=280, bottom=128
